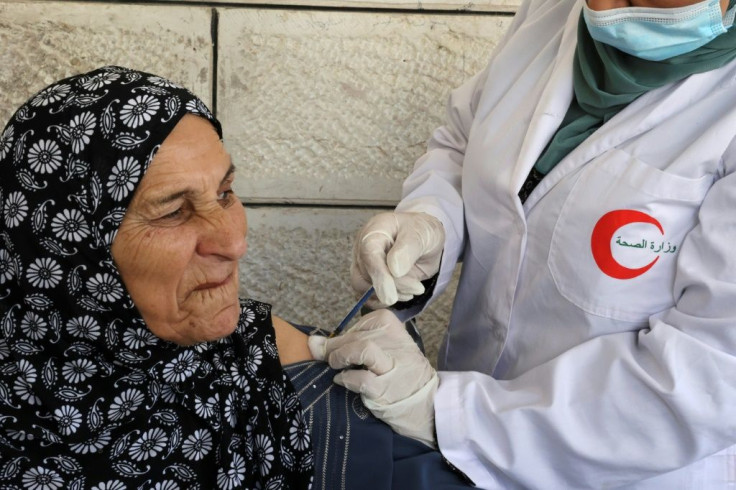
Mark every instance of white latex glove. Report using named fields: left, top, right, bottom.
left=351, top=212, right=445, bottom=307
left=308, top=309, right=438, bottom=447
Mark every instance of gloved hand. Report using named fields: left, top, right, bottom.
left=308, top=309, right=438, bottom=447
left=351, top=212, right=445, bottom=307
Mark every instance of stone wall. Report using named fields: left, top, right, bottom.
left=0, top=0, right=519, bottom=365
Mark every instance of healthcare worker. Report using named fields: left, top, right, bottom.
left=308, top=0, right=736, bottom=487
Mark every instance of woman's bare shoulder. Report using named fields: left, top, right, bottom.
left=272, top=315, right=315, bottom=365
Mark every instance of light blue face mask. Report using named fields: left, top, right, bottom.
left=583, top=0, right=736, bottom=61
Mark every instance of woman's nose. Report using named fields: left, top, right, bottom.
left=196, top=205, right=248, bottom=260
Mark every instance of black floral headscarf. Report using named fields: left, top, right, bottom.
left=0, top=66, right=313, bottom=489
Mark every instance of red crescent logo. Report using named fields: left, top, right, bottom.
left=591, top=210, right=663, bottom=280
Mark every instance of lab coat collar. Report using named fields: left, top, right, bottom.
left=517, top=1, right=711, bottom=212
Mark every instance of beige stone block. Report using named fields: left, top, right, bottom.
left=219, top=9, right=512, bottom=205
left=239, top=206, right=458, bottom=366
left=0, top=1, right=213, bottom=126
left=160, top=0, right=521, bottom=13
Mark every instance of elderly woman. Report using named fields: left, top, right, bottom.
left=0, top=67, right=471, bottom=489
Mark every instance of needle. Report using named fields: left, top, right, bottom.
left=329, top=287, right=375, bottom=338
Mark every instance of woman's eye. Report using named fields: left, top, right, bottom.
left=156, top=204, right=190, bottom=223
left=217, top=189, right=235, bottom=206
left=160, top=208, right=184, bottom=220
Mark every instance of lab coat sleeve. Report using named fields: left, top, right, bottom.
left=394, top=0, right=539, bottom=314
left=435, top=141, right=736, bottom=488
left=393, top=70, right=484, bottom=303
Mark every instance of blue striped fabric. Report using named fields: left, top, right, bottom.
left=283, top=325, right=474, bottom=490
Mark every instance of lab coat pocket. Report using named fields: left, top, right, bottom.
left=548, top=149, right=713, bottom=323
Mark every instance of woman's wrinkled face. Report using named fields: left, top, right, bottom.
left=111, top=114, right=247, bottom=345
left=587, top=0, right=728, bottom=13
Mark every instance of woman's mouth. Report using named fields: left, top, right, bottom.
left=193, top=272, right=233, bottom=291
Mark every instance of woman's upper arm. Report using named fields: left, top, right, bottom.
left=272, top=315, right=314, bottom=365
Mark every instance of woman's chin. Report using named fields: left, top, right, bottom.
left=204, top=302, right=242, bottom=341
left=148, top=301, right=241, bottom=345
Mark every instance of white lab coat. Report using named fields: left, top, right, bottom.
left=396, top=0, right=736, bottom=487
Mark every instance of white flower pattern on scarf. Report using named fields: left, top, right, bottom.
left=61, top=358, right=97, bottom=384
left=80, top=72, right=120, bottom=91
left=54, top=405, right=83, bottom=436
left=182, top=428, right=213, bottom=461
left=290, top=415, right=311, bottom=451
left=0, top=248, right=14, bottom=284
left=217, top=453, right=247, bottom=490
left=51, top=208, right=90, bottom=242
left=20, top=311, right=48, bottom=340
left=68, top=111, right=97, bottom=154
left=4, top=190, right=28, bottom=228
left=106, top=156, right=140, bottom=201
left=30, top=83, right=71, bottom=107
left=0, top=66, right=313, bottom=489
left=152, top=481, right=180, bottom=490
left=28, top=138, right=63, bottom=174
left=128, top=427, right=168, bottom=461
left=121, top=325, right=156, bottom=348
left=162, top=350, right=199, bottom=384
left=194, top=394, right=219, bottom=419
left=107, top=388, right=144, bottom=421
left=66, top=315, right=101, bottom=340
left=26, top=257, right=63, bottom=289
left=119, top=94, right=160, bottom=128
left=86, top=272, right=123, bottom=302
left=22, top=466, right=64, bottom=490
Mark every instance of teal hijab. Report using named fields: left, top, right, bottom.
left=534, top=0, right=736, bottom=174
